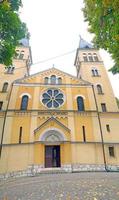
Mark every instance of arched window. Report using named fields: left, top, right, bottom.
left=19, top=51, right=24, bottom=59
left=2, top=82, right=8, bottom=92
left=88, top=53, right=93, bottom=61
left=51, top=75, right=56, bottom=84
left=95, top=69, right=99, bottom=76
left=92, top=68, right=99, bottom=76
left=93, top=53, right=99, bottom=61
left=77, top=96, right=85, bottom=111
left=20, top=95, right=29, bottom=110
left=44, top=77, right=49, bottom=84
left=58, top=77, right=62, bottom=84
left=83, top=53, right=88, bottom=62
left=0, top=102, right=3, bottom=110
left=15, top=50, right=20, bottom=59
left=92, top=69, right=95, bottom=76
left=6, top=66, right=15, bottom=74
left=97, top=84, right=103, bottom=94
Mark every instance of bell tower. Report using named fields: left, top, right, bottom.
left=12, top=38, right=32, bottom=77
left=74, top=37, right=118, bottom=112
left=0, top=38, right=32, bottom=80
left=0, top=38, right=32, bottom=110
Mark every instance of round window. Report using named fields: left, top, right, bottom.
left=41, top=89, right=64, bottom=108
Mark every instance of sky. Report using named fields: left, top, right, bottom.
left=20, top=0, right=119, bottom=98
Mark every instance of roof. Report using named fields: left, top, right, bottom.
left=19, top=38, right=29, bottom=47
left=79, top=36, right=93, bottom=49
left=74, top=36, right=94, bottom=65
left=13, top=67, right=92, bottom=86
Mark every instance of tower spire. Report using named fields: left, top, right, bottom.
left=79, top=35, right=93, bottom=49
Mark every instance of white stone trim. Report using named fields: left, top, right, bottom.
left=39, top=128, right=66, bottom=141
left=40, top=88, right=66, bottom=109
left=91, top=67, right=98, bottom=70
left=95, top=83, right=103, bottom=87
left=72, top=164, right=105, bottom=172
left=19, top=93, right=32, bottom=99
left=14, top=83, right=90, bottom=88
left=75, top=94, right=85, bottom=100
left=1, top=164, right=119, bottom=179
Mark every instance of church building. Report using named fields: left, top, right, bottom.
left=0, top=38, right=119, bottom=177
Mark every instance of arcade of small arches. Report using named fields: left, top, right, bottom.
left=44, top=75, right=62, bottom=84
left=83, top=53, right=99, bottom=62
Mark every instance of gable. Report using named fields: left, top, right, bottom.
left=14, top=67, right=91, bottom=86
left=34, top=117, right=70, bottom=134
left=34, top=117, right=71, bottom=142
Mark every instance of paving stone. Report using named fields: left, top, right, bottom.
left=0, top=172, right=119, bottom=200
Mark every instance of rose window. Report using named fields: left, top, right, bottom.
left=42, top=89, right=64, bottom=108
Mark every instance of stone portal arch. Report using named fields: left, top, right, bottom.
left=39, top=128, right=66, bottom=142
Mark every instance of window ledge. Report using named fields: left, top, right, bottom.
left=92, top=75, right=101, bottom=77
left=4, top=72, right=14, bottom=75
left=86, top=61, right=100, bottom=62
left=98, top=93, right=104, bottom=95
left=109, top=156, right=115, bottom=158
left=0, top=91, right=7, bottom=93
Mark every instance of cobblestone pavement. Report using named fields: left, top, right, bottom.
left=0, top=172, right=119, bottom=200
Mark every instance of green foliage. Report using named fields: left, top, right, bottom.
left=0, top=1, right=28, bottom=66
left=83, top=0, right=119, bottom=74
left=9, top=0, right=22, bottom=11
left=116, top=97, right=119, bottom=108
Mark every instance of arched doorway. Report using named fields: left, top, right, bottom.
left=40, top=129, right=65, bottom=168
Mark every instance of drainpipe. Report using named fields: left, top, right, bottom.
left=92, top=85, right=107, bottom=171
left=0, top=83, right=13, bottom=158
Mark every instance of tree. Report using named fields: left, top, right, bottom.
left=83, top=0, right=119, bottom=74
left=0, top=0, right=28, bottom=66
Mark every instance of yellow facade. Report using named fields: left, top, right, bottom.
left=0, top=38, right=119, bottom=177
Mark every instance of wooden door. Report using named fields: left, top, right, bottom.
left=45, top=146, right=60, bottom=168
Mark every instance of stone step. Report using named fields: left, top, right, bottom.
left=39, top=167, right=67, bottom=174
